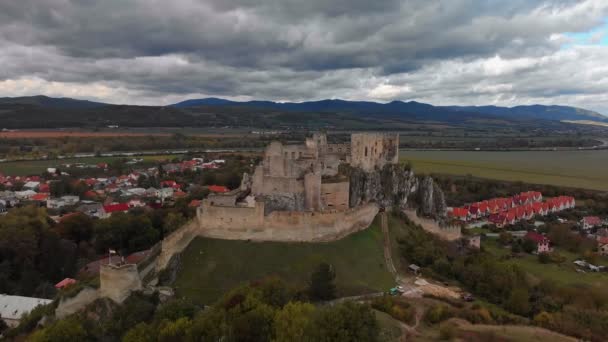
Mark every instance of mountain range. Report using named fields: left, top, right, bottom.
left=0, top=95, right=605, bottom=129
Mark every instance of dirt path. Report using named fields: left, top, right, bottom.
left=380, top=212, right=398, bottom=278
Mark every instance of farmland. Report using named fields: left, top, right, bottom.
left=171, top=217, right=394, bottom=305
left=402, top=149, right=608, bottom=190
left=0, top=154, right=180, bottom=176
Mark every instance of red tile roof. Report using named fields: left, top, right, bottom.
left=55, top=278, right=77, bottom=289
left=583, top=216, right=602, bottom=226
left=103, top=203, right=130, bottom=213
left=31, top=193, right=49, bottom=201
left=208, top=185, right=229, bottom=193
left=525, top=231, right=550, bottom=244
left=189, top=199, right=202, bottom=207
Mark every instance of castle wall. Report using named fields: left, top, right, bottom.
left=252, top=174, right=305, bottom=195
left=304, top=172, right=322, bottom=211
left=99, top=263, right=142, bottom=303
left=350, top=133, right=399, bottom=172
left=321, top=181, right=350, bottom=210
left=196, top=203, right=378, bottom=242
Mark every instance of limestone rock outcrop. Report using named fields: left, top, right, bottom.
left=349, top=163, right=418, bottom=209
left=417, top=176, right=448, bottom=219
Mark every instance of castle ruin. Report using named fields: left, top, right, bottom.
left=157, top=132, right=403, bottom=270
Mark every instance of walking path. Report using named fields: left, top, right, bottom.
left=380, top=212, right=398, bottom=278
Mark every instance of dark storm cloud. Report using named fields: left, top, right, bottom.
left=0, top=0, right=607, bottom=112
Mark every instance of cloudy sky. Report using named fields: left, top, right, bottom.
left=1, top=0, right=608, bottom=113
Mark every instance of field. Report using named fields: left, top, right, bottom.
left=482, top=238, right=608, bottom=288
left=172, top=217, right=395, bottom=305
left=0, top=130, right=171, bottom=138
left=401, top=149, right=608, bottom=190
left=0, top=154, right=179, bottom=176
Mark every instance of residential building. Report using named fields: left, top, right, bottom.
left=581, top=216, right=602, bottom=230
left=525, top=231, right=551, bottom=254
left=0, top=294, right=52, bottom=328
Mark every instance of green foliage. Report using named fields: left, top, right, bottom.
left=522, top=238, right=537, bottom=254
left=424, top=304, right=453, bottom=325
left=309, top=263, right=336, bottom=301
left=93, top=212, right=160, bottom=254
left=158, top=317, right=192, bottom=342
left=122, top=322, right=155, bottom=342
left=29, top=317, right=88, bottom=342
left=311, top=301, right=379, bottom=342
left=154, top=298, right=199, bottom=322
left=371, top=295, right=415, bottom=324
left=0, top=206, right=76, bottom=296
left=273, top=301, right=315, bottom=342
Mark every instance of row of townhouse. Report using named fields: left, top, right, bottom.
left=488, top=196, right=575, bottom=228
left=449, top=191, right=544, bottom=221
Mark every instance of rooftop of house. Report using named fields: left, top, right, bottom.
left=0, top=294, right=53, bottom=321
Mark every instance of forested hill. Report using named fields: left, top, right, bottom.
left=0, top=95, right=605, bottom=129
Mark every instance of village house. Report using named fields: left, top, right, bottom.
left=581, top=216, right=603, bottom=230
left=101, top=203, right=130, bottom=218
left=46, top=195, right=80, bottom=209
left=525, top=231, right=551, bottom=254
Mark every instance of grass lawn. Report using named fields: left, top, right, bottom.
left=0, top=154, right=180, bottom=176
left=482, top=239, right=608, bottom=288
left=173, top=217, right=395, bottom=305
left=401, top=149, right=608, bottom=191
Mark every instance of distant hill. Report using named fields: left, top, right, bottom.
left=0, top=95, right=108, bottom=109
left=172, top=98, right=607, bottom=123
left=0, top=95, right=605, bottom=129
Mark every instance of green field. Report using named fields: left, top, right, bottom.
left=482, top=239, right=608, bottom=288
left=401, top=149, right=608, bottom=190
left=172, top=217, right=395, bottom=305
left=0, top=154, right=180, bottom=176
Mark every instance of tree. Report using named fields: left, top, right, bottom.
left=309, top=263, right=336, bottom=301
left=522, top=238, right=537, bottom=254
left=57, top=213, right=94, bottom=243
left=30, top=317, right=88, bottom=342
left=506, top=287, right=530, bottom=316
left=311, top=302, right=379, bottom=342
left=122, top=323, right=156, bottom=342
left=498, top=231, right=512, bottom=245
left=158, top=317, right=192, bottom=342
left=273, top=302, right=315, bottom=342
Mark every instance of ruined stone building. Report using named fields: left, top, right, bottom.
left=156, top=132, right=447, bottom=269
left=248, top=132, right=399, bottom=212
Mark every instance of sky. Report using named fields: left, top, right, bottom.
left=0, top=0, right=608, bottom=114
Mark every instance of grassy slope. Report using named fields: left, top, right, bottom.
left=402, top=150, right=608, bottom=190
left=173, top=217, right=394, bottom=305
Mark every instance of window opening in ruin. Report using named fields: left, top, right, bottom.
left=365, top=147, right=368, bottom=156
left=291, top=152, right=295, bottom=159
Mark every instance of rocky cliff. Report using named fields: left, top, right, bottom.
left=348, top=164, right=447, bottom=220
left=416, top=176, right=448, bottom=219
left=349, top=163, right=418, bottom=209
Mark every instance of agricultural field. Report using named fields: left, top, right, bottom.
left=402, top=149, right=608, bottom=190
left=172, top=217, right=395, bottom=305
left=0, top=130, right=171, bottom=138
left=0, top=154, right=179, bottom=176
